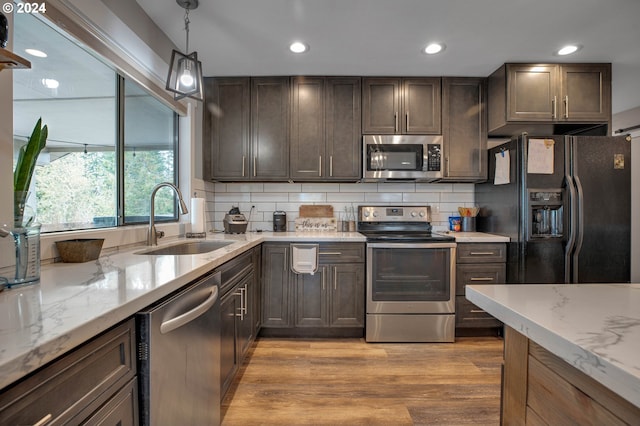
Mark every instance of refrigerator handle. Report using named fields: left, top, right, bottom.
left=573, top=175, right=585, bottom=283
left=564, top=175, right=577, bottom=283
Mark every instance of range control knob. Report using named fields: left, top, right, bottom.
left=363, top=210, right=370, bottom=217
left=372, top=211, right=379, bottom=217
left=419, top=211, right=426, bottom=218
left=410, top=211, right=418, bottom=217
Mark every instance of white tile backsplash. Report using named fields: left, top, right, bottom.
left=207, top=182, right=475, bottom=232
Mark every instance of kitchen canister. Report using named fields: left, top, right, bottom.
left=461, top=216, right=476, bottom=232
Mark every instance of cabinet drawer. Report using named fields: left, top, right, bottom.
left=318, top=243, right=365, bottom=263
left=455, top=263, right=506, bottom=295
left=455, top=296, right=502, bottom=328
left=217, top=249, right=253, bottom=295
left=0, top=319, right=136, bottom=425
left=456, top=243, right=506, bottom=263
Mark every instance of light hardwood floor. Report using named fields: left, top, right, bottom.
left=222, top=336, right=503, bottom=425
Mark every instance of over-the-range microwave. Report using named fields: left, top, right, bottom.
left=362, top=135, right=443, bottom=182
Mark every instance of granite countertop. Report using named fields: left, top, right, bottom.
left=0, top=229, right=502, bottom=390
left=466, top=284, right=640, bottom=408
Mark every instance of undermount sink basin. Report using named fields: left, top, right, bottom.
left=137, top=240, right=234, bottom=256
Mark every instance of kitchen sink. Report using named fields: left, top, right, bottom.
left=136, top=240, right=234, bottom=256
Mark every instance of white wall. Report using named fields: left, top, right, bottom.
left=612, top=106, right=640, bottom=281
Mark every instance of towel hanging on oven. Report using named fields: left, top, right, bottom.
left=290, top=244, right=318, bottom=275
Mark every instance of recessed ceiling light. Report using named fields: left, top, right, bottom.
left=424, top=43, right=445, bottom=55
left=25, top=48, right=47, bottom=58
left=557, top=45, right=581, bottom=56
left=289, top=42, right=308, bottom=54
left=41, top=78, right=59, bottom=89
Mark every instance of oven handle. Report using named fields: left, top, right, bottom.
left=366, top=242, right=457, bottom=249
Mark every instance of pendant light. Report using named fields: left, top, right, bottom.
left=166, top=0, right=204, bottom=101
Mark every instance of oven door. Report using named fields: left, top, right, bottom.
left=366, top=242, right=456, bottom=314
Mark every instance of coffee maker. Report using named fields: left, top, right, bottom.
left=273, top=211, right=286, bottom=232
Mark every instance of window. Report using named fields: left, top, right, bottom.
left=12, top=13, right=178, bottom=233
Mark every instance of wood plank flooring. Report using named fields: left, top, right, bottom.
left=221, top=336, right=503, bottom=425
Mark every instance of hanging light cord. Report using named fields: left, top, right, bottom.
left=184, top=8, right=191, bottom=53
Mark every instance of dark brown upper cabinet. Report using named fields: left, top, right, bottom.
left=362, top=77, right=441, bottom=134
left=441, top=77, right=487, bottom=182
left=290, top=77, right=361, bottom=181
left=204, top=76, right=289, bottom=181
left=488, top=63, right=611, bottom=136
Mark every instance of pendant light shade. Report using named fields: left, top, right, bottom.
left=165, top=0, right=204, bottom=101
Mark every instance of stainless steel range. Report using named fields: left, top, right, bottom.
left=358, top=206, right=456, bottom=343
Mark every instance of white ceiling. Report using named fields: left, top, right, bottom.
left=136, top=0, right=640, bottom=115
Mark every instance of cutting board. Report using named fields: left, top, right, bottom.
left=299, top=205, right=334, bottom=218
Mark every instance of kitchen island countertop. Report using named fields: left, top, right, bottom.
left=466, top=283, right=640, bottom=409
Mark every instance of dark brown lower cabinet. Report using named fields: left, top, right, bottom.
left=262, top=242, right=365, bottom=337
left=455, top=243, right=506, bottom=334
left=218, top=248, right=260, bottom=398
left=0, top=319, right=137, bottom=425
left=502, top=326, right=640, bottom=425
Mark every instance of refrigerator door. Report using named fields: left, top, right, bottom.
left=568, top=135, right=631, bottom=283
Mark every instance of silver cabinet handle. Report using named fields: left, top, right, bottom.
left=334, top=267, right=338, bottom=290
left=329, top=156, right=333, bottom=177
left=564, top=95, right=569, bottom=119
left=552, top=95, right=557, bottom=119
left=469, top=252, right=496, bottom=255
left=406, top=112, right=409, bottom=130
left=470, top=277, right=495, bottom=281
left=33, top=414, right=53, bottom=426
left=242, top=156, right=246, bottom=177
left=243, top=284, right=248, bottom=314
left=319, top=156, right=322, bottom=177
left=394, top=112, right=398, bottom=133
left=235, top=286, right=245, bottom=320
left=160, top=287, right=219, bottom=334
left=319, top=252, right=342, bottom=256
left=470, top=309, right=487, bottom=313
left=253, top=156, right=257, bottom=177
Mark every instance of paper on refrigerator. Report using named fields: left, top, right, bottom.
left=527, top=138, right=555, bottom=174
left=494, top=149, right=510, bottom=185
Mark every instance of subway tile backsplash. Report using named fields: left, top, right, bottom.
left=200, top=182, right=476, bottom=233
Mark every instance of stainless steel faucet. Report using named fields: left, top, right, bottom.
left=147, top=182, right=189, bottom=246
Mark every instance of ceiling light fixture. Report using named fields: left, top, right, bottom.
left=165, top=0, right=204, bottom=101
left=41, top=78, right=59, bottom=89
left=25, top=48, right=47, bottom=58
left=557, top=44, right=581, bottom=56
left=289, top=41, right=308, bottom=54
left=424, top=43, right=445, bottom=55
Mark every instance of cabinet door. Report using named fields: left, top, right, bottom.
left=294, top=265, right=329, bottom=327
left=252, top=246, right=262, bottom=333
left=325, top=77, right=362, bottom=180
left=261, top=244, right=292, bottom=327
left=560, top=64, right=611, bottom=122
left=220, top=290, right=239, bottom=395
left=362, top=78, right=401, bottom=134
left=442, top=77, right=487, bottom=181
left=329, top=264, right=364, bottom=327
left=402, top=78, right=442, bottom=134
left=251, top=77, right=290, bottom=180
left=290, top=77, right=325, bottom=179
left=204, top=77, right=250, bottom=180
left=507, top=64, right=558, bottom=121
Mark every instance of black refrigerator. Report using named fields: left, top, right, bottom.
left=476, top=134, right=631, bottom=284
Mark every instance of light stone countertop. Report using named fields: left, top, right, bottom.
left=444, top=231, right=510, bottom=243
left=0, top=229, right=503, bottom=390
left=466, top=284, right=640, bottom=408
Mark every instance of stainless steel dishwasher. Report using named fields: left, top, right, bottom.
left=137, top=271, right=221, bottom=425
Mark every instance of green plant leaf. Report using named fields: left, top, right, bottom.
left=14, top=118, right=48, bottom=225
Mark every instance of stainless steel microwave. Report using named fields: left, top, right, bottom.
left=362, top=135, right=443, bottom=181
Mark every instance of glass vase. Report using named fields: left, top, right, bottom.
left=5, top=224, right=41, bottom=287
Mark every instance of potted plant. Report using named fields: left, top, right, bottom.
left=4, top=118, right=47, bottom=286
